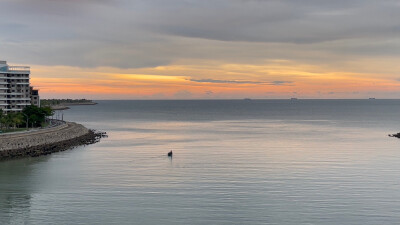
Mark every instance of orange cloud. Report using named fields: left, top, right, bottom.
left=29, top=61, right=400, bottom=99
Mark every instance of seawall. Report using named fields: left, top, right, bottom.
left=0, top=121, right=105, bottom=160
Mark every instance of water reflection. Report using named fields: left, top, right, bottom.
left=0, top=157, right=51, bottom=223
left=3, top=101, right=400, bottom=224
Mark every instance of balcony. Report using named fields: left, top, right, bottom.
left=16, top=83, right=30, bottom=85
left=8, top=66, right=30, bottom=72
left=7, top=97, right=31, bottom=100
left=8, top=93, right=24, bottom=96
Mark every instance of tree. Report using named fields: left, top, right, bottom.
left=0, top=109, right=5, bottom=130
left=3, top=113, right=13, bottom=130
left=10, top=113, right=24, bottom=129
left=22, top=105, right=54, bottom=128
left=41, top=106, right=53, bottom=117
left=0, top=109, right=3, bottom=129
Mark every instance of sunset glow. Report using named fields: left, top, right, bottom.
left=30, top=62, right=400, bottom=100
left=2, top=0, right=400, bottom=99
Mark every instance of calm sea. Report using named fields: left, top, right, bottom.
left=2, top=100, right=400, bottom=224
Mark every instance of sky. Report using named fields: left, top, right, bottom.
left=1, top=0, right=400, bottom=99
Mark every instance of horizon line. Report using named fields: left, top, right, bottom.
left=41, top=98, right=398, bottom=101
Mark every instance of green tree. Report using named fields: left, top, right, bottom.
left=3, top=113, right=13, bottom=130
left=0, top=109, right=4, bottom=130
left=22, top=105, right=54, bottom=128
left=41, top=106, right=53, bottom=117
left=9, top=113, right=24, bottom=129
left=0, top=117, right=8, bottom=130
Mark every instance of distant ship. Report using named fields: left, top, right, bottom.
left=369, top=98, right=376, bottom=100
left=290, top=98, right=298, bottom=100
left=244, top=98, right=252, bottom=101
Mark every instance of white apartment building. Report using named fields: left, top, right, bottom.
left=0, top=61, right=40, bottom=112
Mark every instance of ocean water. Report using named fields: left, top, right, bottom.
left=2, top=100, right=400, bottom=224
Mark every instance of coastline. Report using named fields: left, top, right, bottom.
left=51, top=105, right=70, bottom=110
left=0, top=120, right=106, bottom=160
left=50, top=102, right=97, bottom=111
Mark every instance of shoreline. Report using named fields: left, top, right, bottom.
left=50, top=102, right=97, bottom=111
left=0, top=120, right=106, bottom=160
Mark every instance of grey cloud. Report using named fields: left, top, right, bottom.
left=271, top=81, right=292, bottom=85
left=144, top=0, right=400, bottom=44
left=205, top=91, right=214, bottom=95
left=0, top=0, right=400, bottom=69
left=190, top=79, right=292, bottom=85
left=190, top=79, right=264, bottom=84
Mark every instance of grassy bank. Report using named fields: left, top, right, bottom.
left=0, top=128, right=29, bottom=133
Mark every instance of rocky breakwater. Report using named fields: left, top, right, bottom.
left=0, top=121, right=107, bottom=160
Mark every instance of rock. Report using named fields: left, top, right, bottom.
left=389, top=133, right=400, bottom=138
left=0, top=122, right=107, bottom=160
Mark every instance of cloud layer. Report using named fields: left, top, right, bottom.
left=1, top=0, right=400, bottom=98
left=1, top=0, right=400, bottom=68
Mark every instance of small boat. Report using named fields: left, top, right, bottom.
left=168, top=151, right=173, bottom=157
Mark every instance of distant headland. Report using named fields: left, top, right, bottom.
left=41, top=99, right=97, bottom=110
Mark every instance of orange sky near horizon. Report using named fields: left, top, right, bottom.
left=29, top=61, right=400, bottom=100
left=3, top=1, right=400, bottom=100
